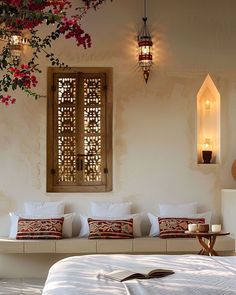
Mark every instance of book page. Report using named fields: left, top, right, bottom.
left=103, top=267, right=174, bottom=282
left=149, top=269, right=174, bottom=277
left=120, top=267, right=173, bottom=276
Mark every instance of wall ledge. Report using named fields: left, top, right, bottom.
left=0, top=236, right=234, bottom=254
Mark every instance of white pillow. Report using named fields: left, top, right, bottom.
left=158, top=203, right=197, bottom=216
left=148, top=213, right=160, bottom=237
left=79, top=213, right=142, bottom=238
left=24, top=201, right=65, bottom=216
left=148, top=211, right=212, bottom=237
left=9, top=212, right=75, bottom=239
left=90, top=201, right=132, bottom=217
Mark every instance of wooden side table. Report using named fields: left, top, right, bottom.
left=185, top=231, right=230, bottom=256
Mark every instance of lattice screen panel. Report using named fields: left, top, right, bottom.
left=84, top=78, right=102, bottom=105
left=58, top=78, right=76, bottom=104
left=84, top=154, right=102, bottom=182
left=58, top=136, right=76, bottom=183
left=84, top=134, right=102, bottom=182
left=83, top=77, right=103, bottom=183
left=57, top=77, right=77, bottom=183
left=58, top=106, right=76, bottom=133
left=47, top=68, right=112, bottom=192
left=84, top=107, right=101, bottom=134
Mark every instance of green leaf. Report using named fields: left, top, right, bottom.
left=2, top=60, right=7, bottom=68
left=12, top=81, right=17, bottom=90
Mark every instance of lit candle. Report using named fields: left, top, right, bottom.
left=188, top=224, right=197, bottom=232
left=202, top=138, right=211, bottom=151
left=211, top=224, right=221, bottom=232
left=205, top=99, right=211, bottom=110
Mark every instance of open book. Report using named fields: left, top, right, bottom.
left=103, top=267, right=174, bottom=282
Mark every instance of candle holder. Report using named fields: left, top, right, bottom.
left=211, top=224, right=221, bottom=233
left=202, top=150, right=212, bottom=164
left=198, top=223, right=209, bottom=233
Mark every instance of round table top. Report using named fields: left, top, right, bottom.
left=185, top=231, right=230, bottom=236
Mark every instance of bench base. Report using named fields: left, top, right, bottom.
left=0, top=236, right=234, bottom=254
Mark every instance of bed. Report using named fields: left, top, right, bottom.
left=42, top=254, right=236, bottom=295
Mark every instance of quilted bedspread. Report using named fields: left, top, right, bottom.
left=42, top=254, right=236, bottom=295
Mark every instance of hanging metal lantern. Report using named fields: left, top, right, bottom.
left=138, top=1, right=153, bottom=83
left=9, top=31, right=23, bottom=66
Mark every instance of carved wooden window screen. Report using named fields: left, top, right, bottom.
left=47, top=68, right=112, bottom=192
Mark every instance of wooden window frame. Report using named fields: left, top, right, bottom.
left=47, top=67, right=113, bottom=192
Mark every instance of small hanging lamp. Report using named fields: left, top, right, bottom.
left=138, top=0, right=153, bottom=83
left=9, top=31, right=23, bottom=66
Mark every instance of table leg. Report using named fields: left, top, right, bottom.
left=197, top=236, right=218, bottom=256
left=198, top=248, right=206, bottom=255
left=208, top=236, right=218, bottom=256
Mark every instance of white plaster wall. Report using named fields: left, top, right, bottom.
left=0, top=0, right=236, bottom=277
left=221, top=189, right=236, bottom=248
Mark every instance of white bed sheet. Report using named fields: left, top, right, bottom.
left=42, top=254, right=236, bottom=295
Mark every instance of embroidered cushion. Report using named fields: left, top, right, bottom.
left=10, top=213, right=74, bottom=239
left=79, top=214, right=142, bottom=238
left=88, top=218, right=134, bottom=239
left=158, top=217, right=205, bottom=238
left=16, top=217, right=64, bottom=240
left=148, top=212, right=212, bottom=237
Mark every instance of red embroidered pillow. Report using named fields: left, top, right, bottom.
left=88, top=218, right=134, bottom=239
left=158, top=217, right=205, bottom=238
left=16, top=218, right=64, bottom=240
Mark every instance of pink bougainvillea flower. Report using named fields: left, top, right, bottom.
left=0, top=95, right=16, bottom=106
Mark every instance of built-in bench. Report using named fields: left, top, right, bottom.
left=0, top=236, right=234, bottom=254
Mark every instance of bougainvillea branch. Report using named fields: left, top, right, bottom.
left=0, top=0, right=111, bottom=105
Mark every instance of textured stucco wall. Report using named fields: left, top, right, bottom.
left=0, top=0, right=236, bottom=277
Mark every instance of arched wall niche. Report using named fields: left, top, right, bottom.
left=197, top=74, right=220, bottom=164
